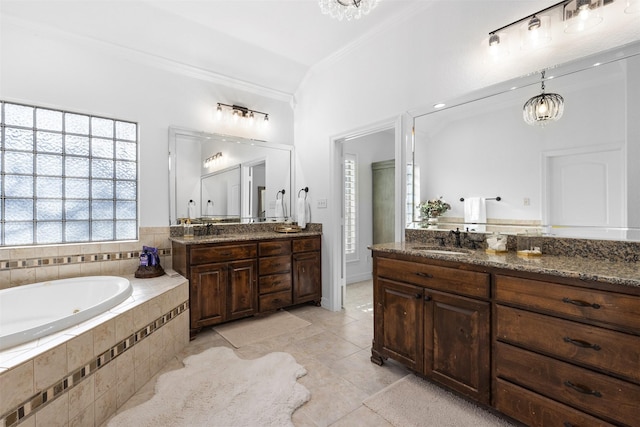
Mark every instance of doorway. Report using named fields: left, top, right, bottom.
left=343, top=131, right=395, bottom=286
left=327, top=116, right=406, bottom=311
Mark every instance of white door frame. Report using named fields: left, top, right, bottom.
left=326, top=114, right=409, bottom=311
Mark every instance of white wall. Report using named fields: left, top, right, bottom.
left=293, top=1, right=640, bottom=309
left=344, top=131, right=395, bottom=284
left=0, top=16, right=294, bottom=228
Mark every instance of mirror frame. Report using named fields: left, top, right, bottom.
left=168, top=126, right=294, bottom=225
left=409, top=41, right=640, bottom=239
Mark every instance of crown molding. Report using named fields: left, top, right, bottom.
left=2, top=15, right=294, bottom=104
left=295, top=1, right=435, bottom=97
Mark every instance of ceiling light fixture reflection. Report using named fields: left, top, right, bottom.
left=523, top=71, right=565, bottom=126
left=318, top=0, right=379, bottom=21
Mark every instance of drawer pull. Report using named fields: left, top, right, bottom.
left=564, top=381, right=602, bottom=398
left=563, top=336, right=601, bottom=351
left=562, top=297, right=601, bottom=309
left=416, top=272, right=433, bottom=278
left=563, top=423, right=574, bottom=427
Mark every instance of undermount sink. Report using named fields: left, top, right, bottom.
left=410, top=246, right=470, bottom=256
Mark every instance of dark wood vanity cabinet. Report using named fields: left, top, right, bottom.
left=493, top=274, right=640, bottom=427
left=173, top=234, right=321, bottom=336
left=292, top=236, right=322, bottom=304
left=258, top=239, right=293, bottom=311
left=372, top=254, right=491, bottom=404
left=181, top=243, right=258, bottom=331
left=371, top=250, right=640, bottom=426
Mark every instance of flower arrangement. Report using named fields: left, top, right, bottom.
left=419, top=197, right=451, bottom=219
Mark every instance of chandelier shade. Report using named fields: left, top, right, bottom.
left=319, top=0, right=379, bottom=21
left=523, top=71, right=565, bottom=126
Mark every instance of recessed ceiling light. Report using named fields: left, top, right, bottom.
left=434, top=103, right=446, bottom=109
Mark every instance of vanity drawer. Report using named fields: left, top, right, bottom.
left=376, top=257, right=489, bottom=298
left=190, top=243, right=257, bottom=264
left=496, top=305, right=640, bottom=383
left=495, top=342, right=640, bottom=424
left=259, top=290, right=292, bottom=312
left=293, top=237, right=320, bottom=253
left=494, top=275, right=640, bottom=332
left=259, top=274, right=292, bottom=294
left=259, top=240, right=291, bottom=257
left=259, top=255, right=292, bottom=275
left=495, top=379, right=615, bottom=427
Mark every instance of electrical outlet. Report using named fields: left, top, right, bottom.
left=317, top=199, right=328, bottom=208
left=523, top=197, right=531, bottom=206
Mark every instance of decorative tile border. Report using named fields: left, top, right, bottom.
left=0, top=300, right=188, bottom=427
left=0, top=248, right=172, bottom=271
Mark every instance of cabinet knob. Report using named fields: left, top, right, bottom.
left=415, top=293, right=422, bottom=299
left=424, top=295, right=432, bottom=301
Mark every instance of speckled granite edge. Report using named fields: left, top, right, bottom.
left=405, top=229, right=640, bottom=263
left=372, top=242, right=640, bottom=289
left=170, top=222, right=322, bottom=244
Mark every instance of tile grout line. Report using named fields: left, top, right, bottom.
left=0, top=300, right=188, bottom=427
left=0, top=248, right=172, bottom=271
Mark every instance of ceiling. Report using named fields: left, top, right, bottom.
left=1, top=0, right=428, bottom=96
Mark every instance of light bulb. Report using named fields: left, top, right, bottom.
left=538, top=102, right=548, bottom=115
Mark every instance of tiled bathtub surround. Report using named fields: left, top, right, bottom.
left=0, top=274, right=189, bottom=427
left=405, top=229, right=640, bottom=263
left=0, top=227, right=173, bottom=290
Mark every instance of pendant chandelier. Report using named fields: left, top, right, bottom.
left=319, top=0, right=379, bottom=21
left=523, top=71, right=565, bottom=126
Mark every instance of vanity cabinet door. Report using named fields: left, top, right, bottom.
left=190, top=262, right=227, bottom=328
left=227, top=259, right=258, bottom=321
left=292, top=251, right=321, bottom=304
left=292, top=235, right=322, bottom=305
left=424, top=289, right=491, bottom=405
left=375, top=278, right=424, bottom=371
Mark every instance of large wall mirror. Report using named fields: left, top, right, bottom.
left=412, top=41, right=640, bottom=241
left=169, top=127, right=293, bottom=225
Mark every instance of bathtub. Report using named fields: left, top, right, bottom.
left=0, top=276, right=133, bottom=351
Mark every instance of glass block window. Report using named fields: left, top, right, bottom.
left=344, top=153, right=357, bottom=258
left=1, top=101, right=138, bottom=246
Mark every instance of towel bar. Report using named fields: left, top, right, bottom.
left=298, top=187, right=309, bottom=199
left=459, top=196, right=501, bottom=202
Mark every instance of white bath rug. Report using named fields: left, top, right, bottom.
left=107, top=346, right=310, bottom=427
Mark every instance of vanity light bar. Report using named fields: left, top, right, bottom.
left=216, top=103, right=269, bottom=123
left=487, top=0, right=615, bottom=47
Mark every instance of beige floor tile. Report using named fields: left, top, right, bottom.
left=110, top=283, right=404, bottom=426
left=329, top=405, right=392, bottom=427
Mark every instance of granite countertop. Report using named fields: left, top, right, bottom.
left=371, top=242, right=640, bottom=289
left=170, top=230, right=322, bottom=245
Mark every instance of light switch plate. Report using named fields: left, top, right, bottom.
left=317, top=199, right=328, bottom=208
